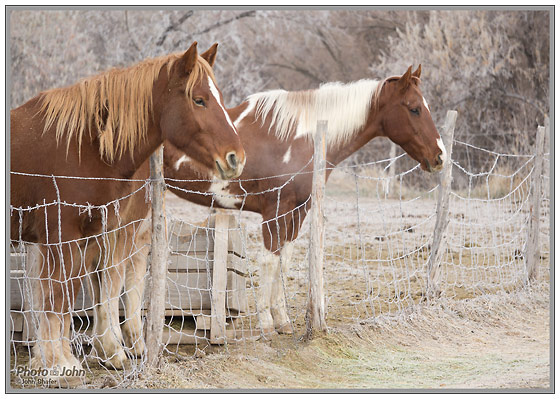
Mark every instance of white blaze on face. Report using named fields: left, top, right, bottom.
left=207, top=76, right=238, bottom=134
left=174, top=154, right=191, bottom=171
left=282, top=145, right=292, bottom=164
left=209, top=180, right=241, bottom=209
left=423, top=96, right=430, bottom=113
left=436, top=137, right=447, bottom=166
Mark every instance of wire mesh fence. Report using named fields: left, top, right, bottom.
left=9, top=115, right=550, bottom=389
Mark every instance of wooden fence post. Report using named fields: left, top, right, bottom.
left=145, top=145, right=168, bottom=367
left=210, top=212, right=229, bottom=344
left=525, top=119, right=547, bottom=283
left=427, top=110, right=457, bottom=297
left=305, top=120, right=328, bottom=338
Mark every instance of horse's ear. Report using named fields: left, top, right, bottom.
left=179, top=41, right=198, bottom=75
left=398, top=65, right=413, bottom=91
left=412, top=64, right=421, bottom=79
left=201, top=43, right=218, bottom=67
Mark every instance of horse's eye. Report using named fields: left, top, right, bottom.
left=193, top=98, right=206, bottom=107
left=410, top=108, right=420, bottom=115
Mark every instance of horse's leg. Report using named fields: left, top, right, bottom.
left=30, top=243, right=85, bottom=386
left=91, top=232, right=127, bottom=369
left=122, top=219, right=150, bottom=357
left=271, top=241, right=295, bottom=334
left=60, top=241, right=87, bottom=371
left=85, top=239, right=104, bottom=362
left=270, top=205, right=307, bottom=333
left=256, top=219, right=280, bottom=334
left=61, top=271, right=84, bottom=370
left=30, top=245, right=62, bottom=369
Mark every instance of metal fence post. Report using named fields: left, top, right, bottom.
left=525, top=119, right=547, bottom=283
left=145, top=145, right=168, bottom=367
left=305, top=120, right=328, bottom=338
left=427, top=110, right=457, bottom=297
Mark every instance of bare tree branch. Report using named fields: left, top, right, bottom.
left=156, top=11, right=194, bottom=46
left=171, top=10, right=257, bottom=48
left=193, top=10, right=256, bottom=36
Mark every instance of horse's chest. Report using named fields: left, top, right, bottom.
left=208, top=180, right=241, bottom=209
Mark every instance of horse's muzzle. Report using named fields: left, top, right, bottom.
left=424, top=153, right=444, bottom=173
left=216, top=152, right=245, bottom=179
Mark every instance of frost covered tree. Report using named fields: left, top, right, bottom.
left=375, top=10, right=549, bottom=161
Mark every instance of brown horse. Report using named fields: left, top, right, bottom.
left=95, top=65, right=445, bottom=352
left=10, top=42, right=245, bottom=378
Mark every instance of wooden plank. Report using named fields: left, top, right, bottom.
left=162, top=328, right=209, bottom=346
left=226, top=270, right=248, bottom=313
left=209, top=213, right=229, bottom=344
left=168, top=215, right=246, bottom=258
left=10, top=311, right=24, bottom=332
left=72, top=266, right=246, bottom=315
left=164, top=308, right=210, bottom=317
left=10, top=253, right=26, bottom=311
left=10, top=270, right=25, bottom=310
left=306, top=120, right=328, bottom=337
left=168, top=252, right=247, bottom=275
left=166, top=271, right=211, bottom=311
left=427, top=110, right=457, bottom=297
left=195, top=314, right=212, bottom=330
left=146, top=146, right=168, bottom=367
left=10, top=253, right=26, bottom=270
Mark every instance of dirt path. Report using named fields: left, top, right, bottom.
left=129, top=287, right=550, bottom=390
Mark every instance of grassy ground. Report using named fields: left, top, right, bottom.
left=124, top=285, right=549, bottom=390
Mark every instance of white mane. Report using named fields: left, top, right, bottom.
left=244, top=79, right=382, bottom=147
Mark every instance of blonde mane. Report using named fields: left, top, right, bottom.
left=247, top=78, right=387, bottom=148
left=39, top=53, right=215, bottom=162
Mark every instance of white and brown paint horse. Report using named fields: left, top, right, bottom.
left=99, top=65, right=445, bottom=353
left=11, top=42, right=245, bottom=379
left=163, top=65, right=445, bottom=334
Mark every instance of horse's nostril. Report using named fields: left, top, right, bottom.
left=437, top=153, right=443, bottom=165
left=226, top=152, right=238, bottom=169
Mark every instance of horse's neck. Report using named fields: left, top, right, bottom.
left=106, top=73, right=167, bottom=179
left=107, top=127, right=162, bottom=179
left=326, top=114, right=382, bottom=168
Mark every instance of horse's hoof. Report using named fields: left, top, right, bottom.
left=257, top=326, right=276, bottom=340
left=275, top=323, right=294, bottom=334
left=129, top=342, right=145, bottom=358
left=102, top=350, right=127, bottom=370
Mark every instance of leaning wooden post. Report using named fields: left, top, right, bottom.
left=146, top=145, right=168, bottom=368
left=427, top=110, right=457, bottom=298
left=525, top=119, right=547, bottom=283
left=305, top=120, right=328, bottom=338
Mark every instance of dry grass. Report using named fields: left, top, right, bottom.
left=122, top=285, right=550, bottom=390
